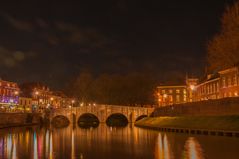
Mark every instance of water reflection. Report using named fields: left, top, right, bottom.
left=0, top=125, right=238, bottom=159
left=184, top=137, right=205, bottom=159
left=155, top=133, right=173, bottom=159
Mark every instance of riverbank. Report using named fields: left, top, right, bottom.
left=0, top=113, right=43, bottom=129
left=0, top=123, right=39, bottom=129
left=135, top=116, right=239, bottom=137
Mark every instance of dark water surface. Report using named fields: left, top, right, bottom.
left=0, top=124, right=239, bottom=159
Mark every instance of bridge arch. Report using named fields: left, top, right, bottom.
left=106, top=113, right=128, bottom=127
left=78, top=113, right=100, bottom=128
left=51, top=115, right=70, bottom=128
left=135, top=114, right=148, bottom=122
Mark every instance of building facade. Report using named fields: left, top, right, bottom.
left=157, top=66, right=239, bottom=106
left=19, top=97, right=32, bottom=112
left=157, top=85, right=187, bottom=106
left=195, top=67, right=239, bottom=101
left=0, top=79, right=20, bottom=108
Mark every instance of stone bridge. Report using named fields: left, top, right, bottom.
left=49, top=105, right=154, bottom=123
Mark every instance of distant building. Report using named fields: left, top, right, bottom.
left=157, top=85, right=187, bottom=106
left=186, top=78, right=199, bottom=102
left=157, top=66, right=239, bottom=106
left=19, top=97, right=32, bottom=112
left=195, top=66, right=239, bottom=101
left=218, top=67, right=239, bottom=98
left=195, top=74, right=220, bottom=101
left=20, top=82, right=53, bottom=111
left=19, top=82, right=72, bottom=111
left=0, top=79, right=20, bottom=108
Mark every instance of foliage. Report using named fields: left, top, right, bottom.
left=207, top=1, right=239, bottom=72
left=67, top=71, right=157, bottom=106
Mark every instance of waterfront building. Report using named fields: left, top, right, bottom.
left=157, top=85, right=187, bottom=106
left=20, top=82, right=53, bottom=111
left=19, top=97, right=32, bottom=112
left=186, top=78, right=199, bottom=102
left=218, top=67, right=239, bottom=98
left=157, top=66, right=239, bottom=106
left=0, top=79, right=20, bottom=109
left=194, top=66, right=239, bottom=101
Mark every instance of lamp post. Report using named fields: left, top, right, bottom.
left=50, top=97, right=54, bottom=109
left=34, top=91, right=39, bottom=112
left=71, top=100, right=75, bottom=113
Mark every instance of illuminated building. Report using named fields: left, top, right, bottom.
left=158, top=66, right=239, bottom=105
left=19, top=97, right=32, bottom=112
left=0, top=79, right=20, bottom=107
left=196, top=66, right=239, bottom=101
left=186, top=78, right=199, bottom=102
left=195, top=74, right=220, bottom=101
left=20, top=82, right=52, bottom=111
left=20, top=82, right=72, bottom=111
left=218, top=67, right=239, bottom=98
left=157, top=85, right=187, bottom=106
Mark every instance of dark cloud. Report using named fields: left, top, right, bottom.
left=2, top=14, right=34, bottom=32
left=0, top=0, right=233, bottom=89
left=0, top=46, right=37, bottom=68
left=55, top=22, right=111, bottom=49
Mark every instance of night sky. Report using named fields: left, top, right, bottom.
left=0, top=0, right=235, bottom=89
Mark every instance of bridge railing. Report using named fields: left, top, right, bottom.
left=52, top=104, right=154, bottom=116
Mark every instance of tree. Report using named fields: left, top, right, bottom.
left=68, top=71, right=93, bottom=102
left=207, top=1, right=239, bottom=72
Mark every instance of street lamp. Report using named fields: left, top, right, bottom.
left=34, top=91, right=39, bottom=112
left=50, top=97, right=54, bottom=109
left=71, top=100, right=75, bottom=113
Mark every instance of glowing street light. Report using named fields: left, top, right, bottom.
left=163, top=94, right=168, bottom=98
left=14, top=91, right=19, bottom=95
left=190, top=85, right=196, bottom=91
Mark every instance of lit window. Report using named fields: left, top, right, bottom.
left=183, top=89, right=187, bottom=94
left=169, top=90, right=173, bottom=94
left=228, top=78, right=231, bottom=86
left=234, top=92, right=238, bottom=96
left=176, top=89, right=180, bottom=93
left=222, top=77, right=226, bottom=87
left=176, top=95, right=180, bottom=102
left=233, top=75, right=237, bottom=86
left=229, top=92, right=232, bottom=97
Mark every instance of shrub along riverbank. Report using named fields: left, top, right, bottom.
left=135, top=116, right=239, bottom=132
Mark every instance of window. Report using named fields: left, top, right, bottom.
left=169, top=90, right=173, bottom=94
left=183, top=95, right=187, bottom=102
left=183, top=89, right=187, bottom=94
left=162, top=90, right=165, bottom=94
left=176, top=95, right=180, bottom=102
left=176, top=89, right=180, bottom=93
left=213, top=83, right=216, bottom=93
left=222, top=77, right=226, bottom=87
left=228, top=77, right=231, bottom=86
left=233, top=75, right=237, bottom=86
left=229, top=92, right=232, bottom=97
left=234, top=92, right=238, bottom=96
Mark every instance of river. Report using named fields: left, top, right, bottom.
left=0, top=124, right=238, bottom=159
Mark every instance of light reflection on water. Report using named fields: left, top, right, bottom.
left=0, top=125, right=238, bottom=159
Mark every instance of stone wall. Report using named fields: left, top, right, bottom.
left=0, top=113, right=42, bottom=126
left=152, top=97, right=239, bottom=117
